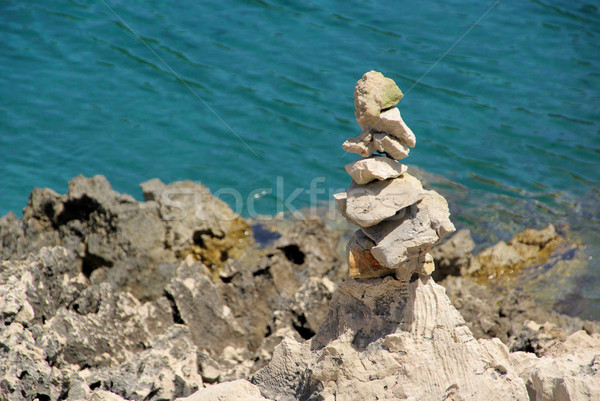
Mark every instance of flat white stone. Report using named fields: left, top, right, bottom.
left=342, top=135, right=373, bottom=157
left=345, top=173, right=425, bottom=227
left=372, top=132, right=410, bottom=160
left=342, top=132, right=410, bottom=160
left=361, top=190, right=456, bottom=267
left=359, top=107, right=416, bottom=148
left=345, top=156, right=407, bottom=185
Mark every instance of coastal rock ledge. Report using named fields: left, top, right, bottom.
left=186, top=273, right=600, bottom=401
left=2, top=71, right=600, bottom=401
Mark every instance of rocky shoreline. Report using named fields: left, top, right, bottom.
left=2, top=72, right=599, bottom=400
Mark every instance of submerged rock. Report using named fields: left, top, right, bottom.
left=471, top=224, right=564, bottom=283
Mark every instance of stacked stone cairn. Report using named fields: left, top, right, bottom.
left=335, top=71, right=456, bottom=280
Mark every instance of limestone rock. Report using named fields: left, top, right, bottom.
left=252, top=276, right=529, bottom=400
left=41, top=282, right=174, bottom=368
left=347, top=230, right=394, bottom=279
left=165, top=261, right=247, bottom=356
left=141, top=178, right=252, bottom=273
left=185, top=217, right=343, bottom=381
left=342, top=133, right=374, bottom=157
left=88, top=390, right=127, bottom=401
left=342, top=132, right=410, bottom=160
left=344, top=156, right=407, bottom=185
left=345, top=173, right=424, bottom=227
left=177, top=379, right=268, bottom=401
left=359, top=107, right=416, bottom=148
left=361, top=190, right=455, bottom=267
left=0, top=246, right=87, bottom=328
left=87, top=325, right=202, bottom=401
left=441, top=275, right=600, bottom=355
left=354, top=70, right=403, bottom=125
left=0, top=175, right=252, bottom=301
left=290, top=277, right=337, bottom=337
left=332, top=192, right=347, bottom=218
left=472, top=224, right=564, bottom=282
left=372, top=132, right=410, bottom=160
left=0, top=322, right=88, bottom=401
left=431, top=229, right=476, bottom=280
left=510, top=330, right=600, bottom=401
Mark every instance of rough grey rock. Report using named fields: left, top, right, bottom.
left=354, top=70, right=403, bottom=125
left=359, top=107, right=416, bottom=148
left=40, top=282, right=174, bottom=368
left=88, top=391, right=127, bottom=401
left=165, top=261, right=247, bottom=356
left=344, top=156, right=407, bottom=185
left=0, top=322, right=90, bottom=401
left=0, top=175, right=251, bottom=301
left=0, top=246, right=87, bottom=328
left=252, top=276, right=529, bottom=401
left=441, top=275, right=600, bottom=356
left=177, top=379, right=268, bottom=401
left=140, top=178, right=250, bottom=263
left=511, top=330, right=600, bottom=401
left=154, top=217, right=344, bottom=383
left=431, top=229, right=476, bottom=281
left=87, top=325, right=202, bottom=401
left=361, top=190, right=455, bottom=268
left=1, top=228, right=349, bottom=399
left=343, top=173, right=424, bottom=228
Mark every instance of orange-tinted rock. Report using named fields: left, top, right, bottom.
left=347, top=231, right=394, bottom=279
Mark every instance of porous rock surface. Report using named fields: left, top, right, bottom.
left=0, top=175, right=250, bottom=301
left=510, top=330, right=600, bottom=401
left=2, top=71, right=600, bottom=401
left=0, top=179, right=345, bottom=400
left=251, top=276, right=529, bottom=400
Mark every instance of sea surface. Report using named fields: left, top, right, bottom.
left=1, top=0, right=599, bottom=318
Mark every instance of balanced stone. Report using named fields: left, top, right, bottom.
left=347, top=230, right=394, bottom=279
left=342, top=133, right=373, bottom=157
left=344, top=156, right=407, bottom=185
left=354, top=71, right=403, bottom=125
left=342, top=132, right=410, bottom=160
left=372, top=132, right=410, bottom=160
left=342, top=173, right=424, bottom=227
left=358, top=107, right=416, bottom=148
left=361, top=191, right=455, bottom=267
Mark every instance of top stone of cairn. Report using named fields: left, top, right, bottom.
left=354, top=70, right=404, bottom=126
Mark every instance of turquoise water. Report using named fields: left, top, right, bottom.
left=1, top=1, right=599, bottom=316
